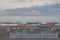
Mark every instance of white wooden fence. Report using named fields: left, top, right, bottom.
left=9, top=32, right=58, bottom=39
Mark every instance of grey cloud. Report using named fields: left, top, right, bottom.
left=0, top=3, right=60, bottom=16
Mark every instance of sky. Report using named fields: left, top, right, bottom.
left=0, top=0, right=60, bottom=22
left=0, top=0, right=60, bottom=9
left=0, top=16, right=60, bottom=23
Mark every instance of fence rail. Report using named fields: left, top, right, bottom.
left=9, top=33, right=58, bottom=39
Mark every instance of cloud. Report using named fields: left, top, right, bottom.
left=0, top=4, right=60, bottom=16
left=0, top=0, right=60, bottom=9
